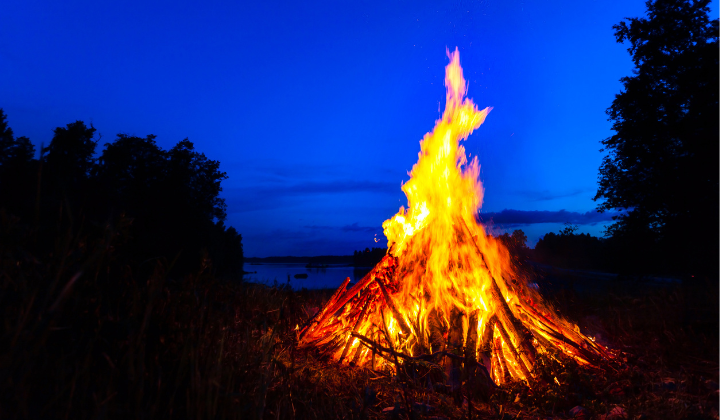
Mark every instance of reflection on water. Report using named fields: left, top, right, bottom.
left=243, top=263, right=372, bottom=290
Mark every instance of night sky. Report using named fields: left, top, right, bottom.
left=3, top=0, right=715, bottom=257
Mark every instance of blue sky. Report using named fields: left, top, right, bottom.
left=2, top=0, right=715, bottom=256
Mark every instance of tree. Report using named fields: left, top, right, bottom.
left=0, top=109, right=37, bottom=217
left=0, top=109, right=35, bottom=166
left=94, top=135, right=235, bottom=274
left=594, top=0, right=718, bottom=275
left=496, top=229, right=530, bottom=264
left=93, top=134, right=167, bottom=216
left=559, top=222, right=579, bottom=236
left=534, top=231, right=606, bottom=271
left=43, top=121, right=97, bottom=188
left=166, top=139, right=228, bottom=223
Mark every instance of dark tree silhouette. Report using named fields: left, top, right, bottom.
left=594, top=0, right=718, bottom=275
left=0, top=111, right=242, bottom=277
left=0, top=109, right=35, bottom=166
left=353, top=247, right=387, bottom=267
left=0, top=109, right=37, bottom=218
left=166, top=139, right=228, bottom=223
left=495, top=229, right=530, bottom=264
left=93, top=135, right=239, bottom=274
left=93, top=134, right=166, bottom=216
left=43, top=121, right=97, bottom=186
left=534, top=228, right=607, bottom=271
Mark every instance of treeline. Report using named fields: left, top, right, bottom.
left=0, top=109, right=242, bottom=277
left=353, top=247, right=387, bottom=267
left=498, top=223, right=703, bottom=277
left=0, top=109, right=252, bottom=418
left=245, top=255, right=354, bottom=264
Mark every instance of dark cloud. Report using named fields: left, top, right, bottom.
left=478, top=209, right=622, bottom=226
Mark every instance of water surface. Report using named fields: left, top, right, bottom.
left=243, top=263, right=372, bottom=290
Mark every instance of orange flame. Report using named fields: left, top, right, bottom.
left=299, top=48, right=611, bottom=384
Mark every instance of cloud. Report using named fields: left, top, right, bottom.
left=478, top=209, right=622, bottom=227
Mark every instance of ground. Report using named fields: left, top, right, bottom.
left=232, top=266, right=718, bottom=419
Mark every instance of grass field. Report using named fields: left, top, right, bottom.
left=1, top=215, right=717, bottom=419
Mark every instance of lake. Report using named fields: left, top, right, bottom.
left=243, top=263, right=372, bottom=290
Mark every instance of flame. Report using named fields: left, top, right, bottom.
left=298, top=48, right=611, bottom=385
left=383, top=48, right=494, bottom=323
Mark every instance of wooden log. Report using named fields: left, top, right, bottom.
left=375, top=276, right=412, bottom=337
left=494, top=336, right=511, bottom=383
left=298, top=276, right=350, bottom=340
left=428, top=308, right=447, bottom=353
left=350, top=335, right=365, bottom=365
left=447, top=307, right=464, bottom=405
left=494, top=315, right=532, bottom=379
left=466, top=310, right=479, bottom=363
left=489, top=278, right=536, bottom=366
left=338, top=294, right=371, bottom=362
left=305, top=255, right=393, bottom=341
left=370, top=329, right=377, bottom=369
left=479, top=315, right=496, bottom=376
left=352, top=332, right=475, bottom=369
left=519, top=301, right=612, bottom=361
left=456, top=217, right=536, bottom=367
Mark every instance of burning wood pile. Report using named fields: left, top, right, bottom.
left=298, top=49, right=612, bottom=388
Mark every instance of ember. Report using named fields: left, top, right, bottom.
left=298, top=49, right=612, bottom=386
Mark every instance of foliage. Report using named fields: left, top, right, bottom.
left=43, top=121, right=98, bottom=189
left=533, top=228, right=608, bottom=271
left=0, top=110, right=241, bottom=277
left=0, top=110, right=37, bottom=219
left=0, top=110, right=34, bottom=166
left=0, top=212, right=325, bottom=419
left=594, top=0, right=719, bottom=276
left=495, top=229, right=530, bottom=264
left=353, top=247, right=387, bottom=267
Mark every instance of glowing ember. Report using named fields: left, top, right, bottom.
left=298, top=48, right=611, bottom=385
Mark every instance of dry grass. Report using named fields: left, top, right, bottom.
left=0, top=213, right=717, bottom=419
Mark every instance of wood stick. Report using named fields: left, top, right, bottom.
left=371, top=329, right=377, bottom=369
left=298, top=276, right=350, bottom=340
left=447, top=307, right=464, bottom=405
left=519, top=301, right=611, bottom=360
left=378, top=307, right=404, bottom=379
left=466, top=309, right=479, bottom=363
left=494, top=336, right=511, bottom=382
left=375, top=276, right=412, bottom=337
left=350, top=335, right=365, bottom=365
left=306, top=255, right=393, bottom=340
left=351, top=332, right=484, bottom=368
left=338, top=295, right=371, bottom=362
left=494, top=318, right=532, bottom=379
left=457, top=217, right=536, bottom=366
left=479, top=315, right=496, bottom=377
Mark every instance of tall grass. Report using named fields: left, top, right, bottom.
left=0, top=209, right=344, bottom=419
left=1, top=209, right=717, bottom=419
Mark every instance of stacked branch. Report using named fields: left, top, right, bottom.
left=298, top=49, right=612, bottom=389
left=297, top=220, right=612, bottom=388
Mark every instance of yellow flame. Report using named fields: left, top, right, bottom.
left=300, top=48, right=611, bottom=385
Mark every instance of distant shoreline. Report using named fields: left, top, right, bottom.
left=244, top=255, right=354, bottom=265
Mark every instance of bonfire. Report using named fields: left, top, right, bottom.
left=298, top=49, right=612, bottom=388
